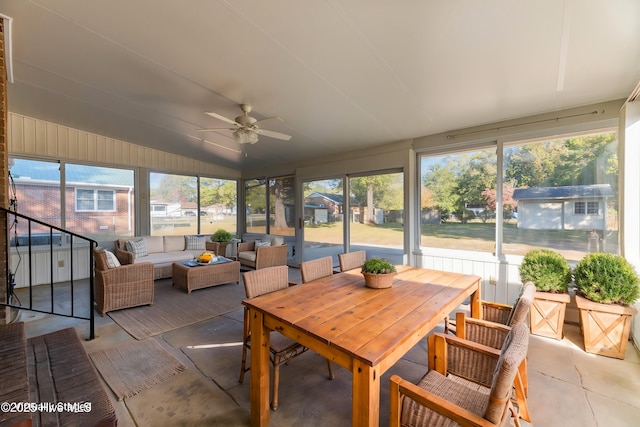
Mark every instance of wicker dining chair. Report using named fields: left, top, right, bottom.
left=338, top=251, right=366, bottom=272
left=453, top=281, right=536, bottom=422
left=239, top=265, right=333, bottom=410
left=300, top=256, right=334, bottom=283
left=389, top=322, right=530, bottom=427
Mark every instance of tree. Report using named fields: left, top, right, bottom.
left=350, top=174, right=398, bottom=224
left=271, top=177, right=294, bottom=230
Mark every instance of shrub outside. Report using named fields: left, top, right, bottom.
left=573, top=252, right=640, bottom=306
left=519, top=249, right=572, bottom=293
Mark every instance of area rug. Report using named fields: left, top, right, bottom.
left=89, top=339, right=187, bottom=400
left=108, top=279, right=245, bottom=340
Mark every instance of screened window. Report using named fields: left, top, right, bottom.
left=503, top=131, right=617, bottom=259
left=420, top=147, right=497, bottom=253
left=75, top=189, right=115, bottom=212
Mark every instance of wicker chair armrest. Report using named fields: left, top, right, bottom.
left=115, top=247, right=134, bottom=265
left=255, top=244, right=288, bottom=269
left=481, top=301, right=513, bottom=324
left=428, top=332, right=500, bottom=388
left=237, top=241, right=255, bottom=253
left=455, top=312, right=511, bottom=350
left=205, top=241, right=219, bottom=253
left=389, top=375, right=494, bottom=427
left=97, top=262, right=154, bottom=284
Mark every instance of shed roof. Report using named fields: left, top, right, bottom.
left=513, top=184, right=614, bottom=200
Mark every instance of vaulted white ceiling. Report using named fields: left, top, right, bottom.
left=2, top=0, right=640, bottom=171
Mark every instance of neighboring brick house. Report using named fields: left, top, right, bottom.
left=9, top=161, right=134, bottom=241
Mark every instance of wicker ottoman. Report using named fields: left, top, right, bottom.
left=172, top=260, right=240, bottom=294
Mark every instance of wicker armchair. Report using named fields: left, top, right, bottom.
left=300, top=256, right=334, bottom=283
left=389, top=322, right=530, bottom=427
left=338, top=251, right=366, bottom=272
left=93, top=248, right=154, bottom=316
left=239, top=266, right=334, bottom=410
left=237, top=241, right=288, bottom=270
left=453, top=281, right=536, bottom=422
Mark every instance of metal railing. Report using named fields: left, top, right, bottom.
left=1, top=207, right=96, bottom=339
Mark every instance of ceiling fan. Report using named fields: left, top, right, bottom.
left=197, top=104, right=292, bottom=144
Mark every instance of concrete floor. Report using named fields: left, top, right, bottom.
left=12, top=270, right=640, bottom=427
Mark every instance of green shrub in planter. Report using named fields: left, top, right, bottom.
left=211, top=229, right=233, bottom=243
left=519, top=249, right=572, bottom=293
left=573, top=252, right=640, bottom=306
left=361, top=258, right=396, bottom=274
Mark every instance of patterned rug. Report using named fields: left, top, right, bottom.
left=107, top=279, right=245, bottom=340
left=90, top=338, right=187, bottom=400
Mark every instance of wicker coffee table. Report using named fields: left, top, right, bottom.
left=172, top=258, right=240, bottom=294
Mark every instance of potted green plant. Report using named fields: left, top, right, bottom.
left=361, top=258, right=397, bottom=289
left=208, top=229, right=234, bottom=256
left=573, top=252, right=639, bottom=359
left=519, top=249, right=572, bottom=340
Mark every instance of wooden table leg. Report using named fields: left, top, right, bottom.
left=352, top=358, right=380, bottom=427
left=469, top=279, right=481, bottom=319
left=249, top=309, right=271, bottom=426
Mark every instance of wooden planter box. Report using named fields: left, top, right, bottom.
left=575, top=294, right=638, bottom=359
left=530, top=291, right=571, bottom=340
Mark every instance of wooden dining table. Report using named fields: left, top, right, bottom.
left=243, top=265, right=482, bottom=427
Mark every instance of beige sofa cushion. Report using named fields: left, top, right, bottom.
left=144, top=236, right=165, bottom=254
left=164, top=235, right=185, bottom=252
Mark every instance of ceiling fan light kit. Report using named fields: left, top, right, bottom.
left=199, top=104, right=292, bottom=145
left=233, top=128, right=259, bottom=144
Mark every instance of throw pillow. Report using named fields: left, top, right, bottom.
left=126, top=239, right=148, bottom=258
left=185, top=235, right=206, bottom=251
left=104, top=250, right=121, bottom=268
left=255, top=240, right=271, bottom=248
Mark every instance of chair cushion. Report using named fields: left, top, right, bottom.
left=126, top=239, right=148, bottom=258
left=104, top=250, right=121, bottom=268
left=238, top=251, right=257, bottom=262
left=402, top=370, right=489, bottom=427
left=185, top=235, right=206, bottom=251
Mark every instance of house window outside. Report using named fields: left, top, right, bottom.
left=587, top=201, right=599, bottom=214
left=75, top=189, right=115, bottom=212
left=574, top=202, right=586, bottom=215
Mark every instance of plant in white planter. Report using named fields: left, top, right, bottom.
left=519, top=249, right=572, bottom=340
left=573, top=252, right=639, bottom=359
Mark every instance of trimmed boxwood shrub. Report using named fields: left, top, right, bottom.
left=519, top=249, right=571, bottom=293
left=573, top=252, right=640, bottom=306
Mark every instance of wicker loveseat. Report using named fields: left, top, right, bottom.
left=94, top=248, right=155, bottom=316
left=115, top=235, right=211, bottom=279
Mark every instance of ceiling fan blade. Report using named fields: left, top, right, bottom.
left=254, top=116, right=284, bottom=125
left=205, top=111, right=238, bottom=126
left=196, top=127, right=234, bottom=132
left=255, top=128, right=292, bottom=141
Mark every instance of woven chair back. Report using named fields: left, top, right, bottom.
left=242, top=265, right=289, bottom=298
left=338, top=251, right=366, bottom=272
left=485, top=322, right=530, bottom=423
left=507, top=281, right=536, bottom=326
left=300, top=257, right=334, bottom=283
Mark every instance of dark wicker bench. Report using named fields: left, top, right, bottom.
left=1, top=322, right=117, bottom=427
